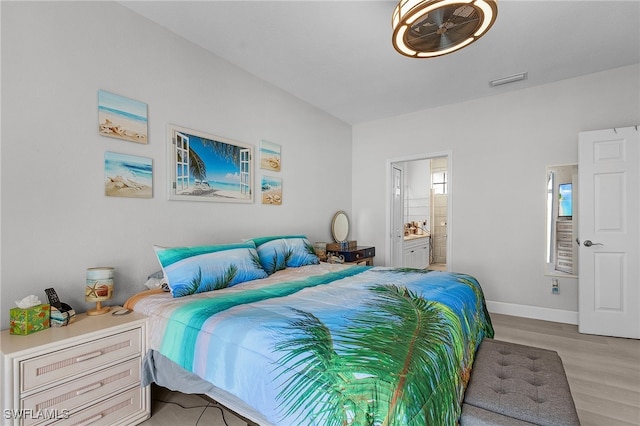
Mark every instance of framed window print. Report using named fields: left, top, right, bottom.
left=167, top=124, right=254, bottom=203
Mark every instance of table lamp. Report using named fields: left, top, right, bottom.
left=85, top=267, right=114, bottom=315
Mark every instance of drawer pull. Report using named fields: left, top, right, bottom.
left=75, top=382, right=103, bottom=396
left=75, top=414, right=103, bottom=426
left=75, top=351, right=103, bottom=362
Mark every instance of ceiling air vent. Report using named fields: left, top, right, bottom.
left=489, top=72, right=528, bottom=87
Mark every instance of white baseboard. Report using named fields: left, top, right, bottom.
left=486, top=301, right=578, bottom=325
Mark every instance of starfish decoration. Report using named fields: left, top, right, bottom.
left=86, top=281, right=100, bottom=298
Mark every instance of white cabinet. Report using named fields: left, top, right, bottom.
left=403, top=236, right=430, bottom=269
left=1, top=308, right=150, bottom=426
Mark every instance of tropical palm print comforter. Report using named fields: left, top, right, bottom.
left=134, top=264, right=493, bottom=426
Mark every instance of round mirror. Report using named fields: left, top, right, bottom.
left=331, top=211, right=349, bottom=242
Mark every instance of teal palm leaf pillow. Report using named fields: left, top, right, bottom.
left=154, top=242, right=267, bottom=297
left=248, top=235, right=320, bottom=275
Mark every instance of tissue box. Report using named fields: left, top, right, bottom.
left=9, top=304, right=50, bottom=335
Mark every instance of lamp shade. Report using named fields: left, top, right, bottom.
left=85, top=267, right=113, bottom=315
left=392, top=0, right=498, bottom=58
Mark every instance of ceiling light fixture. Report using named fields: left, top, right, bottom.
left=489, top=72, right=528, bottom=87
left=392, top=0, right=498, bottom=58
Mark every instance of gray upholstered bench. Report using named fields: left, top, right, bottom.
left=461, top=339, right=580, bottom=426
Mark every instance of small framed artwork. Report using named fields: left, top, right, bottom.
left=104, top=152, right=152, bottom=198
left=167, top=124, right=254, bottom=203
left=260, top=140, right=281, bottom=172
left=98, top=90, right=148, bottom=144
left=261, top=176, right=282, bottom=205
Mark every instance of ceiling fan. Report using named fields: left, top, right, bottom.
left=392, top=0, right=498, bottom=58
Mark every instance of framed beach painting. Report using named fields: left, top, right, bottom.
left=261, top=176, right=282, bottom=205
left=104, top=152, right=152, bottom=198
left=167, top=124, right=254, bottom=203
left=260, top=140, right=281, bottom=172
left=98, top=90, right=148, bottom=144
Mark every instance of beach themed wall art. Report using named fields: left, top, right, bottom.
left=98, top=90, right=148, bottom=144
left=260, top=140, right=281, bottom=172
left=167, top=124, right=254, bottom=203
left=104, top=152, right=152, bottom=198
left=261, top=176, right=282, bottom=205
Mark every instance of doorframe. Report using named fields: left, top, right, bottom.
left=386, top=150, right=453, bottom=269
left=390, top=163, right=405, bottom=267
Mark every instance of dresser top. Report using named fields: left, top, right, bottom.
left=1, top=307, right=147, bottom=355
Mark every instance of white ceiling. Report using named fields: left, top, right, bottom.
left=120, top=1, right=640, bottom=124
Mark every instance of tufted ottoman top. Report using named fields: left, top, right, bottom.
left=463, top=339, right=580, bottom=426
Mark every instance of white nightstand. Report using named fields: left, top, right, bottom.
left=1, top=307, right=150, bottom=426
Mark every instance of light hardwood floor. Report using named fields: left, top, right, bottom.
left=142, top=313, right=640, bottom=426
left=491, top=313, right=640, bottom=426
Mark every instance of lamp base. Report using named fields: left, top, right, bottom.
left=87, top=301, right=110, bottom=316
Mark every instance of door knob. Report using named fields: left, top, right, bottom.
left=583, top=240, right=603, bottom=247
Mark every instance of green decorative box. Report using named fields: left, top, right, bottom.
left=9, top=304, right=50, bottom=335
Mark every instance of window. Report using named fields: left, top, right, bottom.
left=175, top=132, right=190, bottom=191
left=432, top=171, right=447, bottom=194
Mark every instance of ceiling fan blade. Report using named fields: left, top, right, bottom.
left=438, top=32, right=453, bottom=50
left=427, top=8, right=447, bottom=27
left=453, top=4, right=475, bottom=18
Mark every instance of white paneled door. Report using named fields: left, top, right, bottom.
left=578, top=126, right=639, bottom=338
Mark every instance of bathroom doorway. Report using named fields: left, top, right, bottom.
left=387, top=152, right=451, bottom=270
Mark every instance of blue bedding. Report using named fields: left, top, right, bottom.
left=136, top=265, right=493, bottom=425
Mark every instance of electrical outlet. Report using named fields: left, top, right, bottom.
left=552, top=278, right=559, bottom=294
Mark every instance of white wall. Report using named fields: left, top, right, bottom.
left=351, top=64, right=640, bottom=322
left=0, top=2, right=352, bottom=329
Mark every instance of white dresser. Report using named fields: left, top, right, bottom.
left=1, top=308, right=150, bottom=426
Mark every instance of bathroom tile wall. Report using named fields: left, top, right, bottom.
left=432, top=194, right=448, bottom=263
left=431, top=158, right=448, bottom=264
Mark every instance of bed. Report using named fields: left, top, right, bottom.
left=126, top=238, right=494, bottom=426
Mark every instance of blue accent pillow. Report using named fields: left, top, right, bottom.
left=248, top=235, right=320, bottom=275
left=154, top=242, right=268, bottom=297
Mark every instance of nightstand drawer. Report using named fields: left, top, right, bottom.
left=21, top=358, right=141, bottom=426
left=557, top=221, right=573, bottom=232
left=557, top=241, right=573, bottom=251
left=55, top=387, right=143, bottom=426
left=336, top=246, right=375, bottom=262
left=363, top=247, right=375, bottom=258
left=556, top=231, right=573, bottom=242
left=21, top=329, right=141, bottom=393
